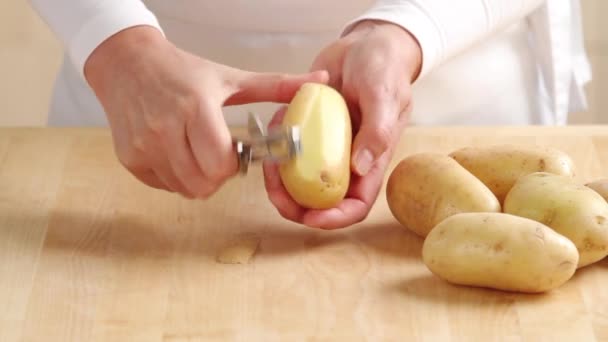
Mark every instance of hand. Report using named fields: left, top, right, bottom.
left=263, top=20, right=422, bottom=229
left=85, top=26, right=328, bottom=199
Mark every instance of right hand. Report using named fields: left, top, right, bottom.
left=84, top=26, right=328, bottom=199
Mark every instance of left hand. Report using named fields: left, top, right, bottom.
left=263, top=20, right=423, bottom=229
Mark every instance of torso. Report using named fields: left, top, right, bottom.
left=48, top=1, right=545, bottom=127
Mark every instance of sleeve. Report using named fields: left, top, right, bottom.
left=28, top=0, right=164, bottom=80
left=343, top=0, right=546, bottom=80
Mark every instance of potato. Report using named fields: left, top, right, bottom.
left=504, top=172, right=608, bottom=268
left=449, top=145, right=575, bottom=203
left=586, top=178, right=608, bottom=202
left=386, top=153, right=501, bottom=237
left=279, top=83, right=352, bottom=209
left=422, top=212, right=579, bottom=293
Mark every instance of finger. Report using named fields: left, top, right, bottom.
left=152, top=158, right=196, bottom=198
left=106, top=113, right=179, bottom=195
left=263, top=106, right=307, bottom=222
left=224, top=70, right=329, bottom=105
left=186, top=101, right=238, bottom=186
left=350, top=85, right=405, bottom=177
left=301, top=199, right=369, bottom=230
left=262, top=159, right=306, bottom=223
left=302, top=152, right=391, bottom=229
left=311, top=59, right=342, bottom=90
left=268, top=105, right=288, bottom=129
left=131, top=169, right=171, bottom=192
left=347, top=104, right=362, bottom=138
left=124, top=109, right=195, bottom=198
left=163, top=121, right=218, bottom=198
left=106, top=104, right=150, bottom=185
left=345, top=151, right=391, bottom=205
left=309, top=42, right=348, bottom=90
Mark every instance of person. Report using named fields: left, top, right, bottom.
left=29, top=0, right=591, bottom=229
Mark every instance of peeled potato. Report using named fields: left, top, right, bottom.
left=586, top=178, right=608, bottom=202
left=279, top=83, right=352, bottom=209
left=422, top=212, right=579, bottom=293
left=386, top=153, right=501, bottom=237
left=504, top=172, right=608, bottom=268
left=449, top=145, right=575, bottom=203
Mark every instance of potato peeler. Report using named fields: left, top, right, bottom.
left=232, top=112, right=302, bottom=175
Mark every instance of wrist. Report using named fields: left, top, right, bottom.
left=84, top=26, right=168, bottom=90
left=349, top=20, right=423, bottom=82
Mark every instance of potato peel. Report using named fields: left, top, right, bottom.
left=216, top=233, right=261, bottom=265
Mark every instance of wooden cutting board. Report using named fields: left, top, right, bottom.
left=0, top=126, right=606, bottom=341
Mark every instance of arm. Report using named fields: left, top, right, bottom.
left=28, top=0, right=328, bottom=200
left=263, top=0, right=548, bottom=229
left=344, top=0, right=546, bottom=80
left=28, top=0, right=164, bottom=80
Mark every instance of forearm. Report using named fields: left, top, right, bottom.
left=345, top=0, right=546, bottom=80
left=28, top=0, right=164, bottom=80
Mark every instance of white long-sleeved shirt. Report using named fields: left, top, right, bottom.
left=29, top=0, right=591, bottom=125
left=343, top=0, right=591, bottom=124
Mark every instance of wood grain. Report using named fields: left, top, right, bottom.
left=0, top=126, right=607, bottom=342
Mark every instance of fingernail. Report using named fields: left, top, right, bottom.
left=354, top=149, right=374, bottom=175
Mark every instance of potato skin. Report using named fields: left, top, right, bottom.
left=279, top=83, right=352, bottom=209
left=449, top=145, right=575, bottom=203
left=422, top=213, right=579, bottom=293
left=586, top=179, right=608, bottom=202
left=386, top=153, right=501, bottom=237
left=504, top=172, right=608, bottom=268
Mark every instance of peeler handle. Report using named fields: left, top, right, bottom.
left=233, top=139, right=252, bottom=176
left=231, top=112, right=301, bottom=176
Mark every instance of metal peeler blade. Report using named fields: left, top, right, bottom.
left=233, top=112, right=302, bottom=175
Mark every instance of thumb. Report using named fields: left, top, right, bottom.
left=224, top=69, right=329, bottom=106
left=351, top=93, right=402, bottom=176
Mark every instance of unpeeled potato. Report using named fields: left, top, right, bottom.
left=586, top=178, right=608, bottom=202
left=386, top=153, right=501, bottom=237
left=504, top=172, right=608, bottom=268
left=279, top=83, right=352, bottom=209
left=449, top=145, right=575, bottom=203
left=422, top=212, right=579, bottom=293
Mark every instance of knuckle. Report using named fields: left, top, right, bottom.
left=279, top=212, right=291, bottom=221
left=196, top=190, right=212, bottom=199
left=179, top=94, right=201, bottom=122
left=202, top=150, right=238, bottom=184
left=178, top=191, right=196, bottom=200
left=368, top=83, right=397, bottom=102
left=145, top=115, right=169, bottom=137
left=196, top=182, right=219, bottom=199
left=182, top=174, right=211, bottom=197
left=267, top=73, right=289, bottom=99
left=367, top=52, right=388, bottom=67
left=205, top=165, right=233, bottom=184
left=131, top=135, right=147, bottom=154
left=399, top=104, right=412, bottom=123
left=277, top=71, right=289, bottom=83
left=144, top=98, right=197, bottom=138
left=117, top=150, right=143, bottom=172
left=359, top=209, right=372, bottom=223
left=370, top=125, right=393, bottom=152
left=277, top=208, right=295, bottom=222
left=220, top=71, right=240, bottom=92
